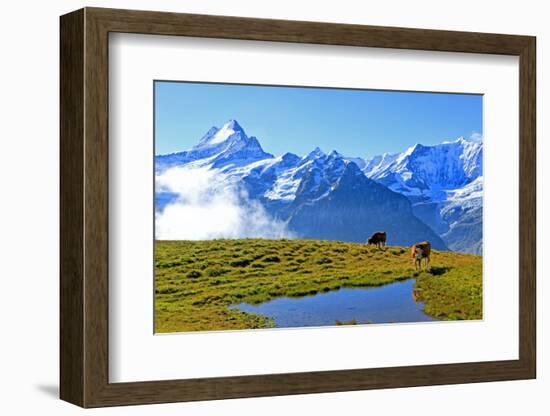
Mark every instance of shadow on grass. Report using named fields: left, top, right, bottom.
left=429, top=266, right=452, bottom=276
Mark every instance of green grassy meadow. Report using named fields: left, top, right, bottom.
left=155, top=239, right=482, bottom=333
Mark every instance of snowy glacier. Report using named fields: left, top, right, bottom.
left=364, top=138, right=483, bottom=254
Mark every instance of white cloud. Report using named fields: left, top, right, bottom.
left=469, top=131, right=483, bottom=143
left=155, top=166, right=293, bottom=240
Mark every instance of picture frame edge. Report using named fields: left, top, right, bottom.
left=59, top=7, right=537, bottom=408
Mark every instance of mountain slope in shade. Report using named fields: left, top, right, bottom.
left=287, top=162, right=447, bottom=248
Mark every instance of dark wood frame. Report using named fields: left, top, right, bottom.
left=60, top=7, right=536, bottom=408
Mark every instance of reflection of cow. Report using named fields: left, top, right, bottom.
left=411, top=241, right=431, bottom=270
left=368, top=232, right=387, bottom=248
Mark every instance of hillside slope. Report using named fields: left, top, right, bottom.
left=155, top=239, right=482, bottom=333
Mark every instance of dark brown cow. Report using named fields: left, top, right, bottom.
left=411, top=241, right=431, bottom=270
left=367, top=231, right=387, bottom=248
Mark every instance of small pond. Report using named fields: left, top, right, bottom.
left=229, top=279, right=436, bottom=328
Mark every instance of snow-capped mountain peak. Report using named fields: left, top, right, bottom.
left=303, top=147, right=325, bottom=161
left=363, top=152, right=399, bottom=177
left=155, top=119, right=273, bottom=172
left=328, top=149, right=343, bottom=159
left=342, top=155, right=367, bottom=170
left=364, top=137, right=482, bottom=202
left=443, top=135, right=481, bottom=145
left=197, top=126, right=220, bottom=145
left=195, top=119, right=247, bottom=148
left=403, top=143, right=421, bottom=156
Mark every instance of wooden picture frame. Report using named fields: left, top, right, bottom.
left=60, top=7, right=536, bottom=408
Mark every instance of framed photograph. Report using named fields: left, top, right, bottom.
left=60, top=7, right=536, bottom=407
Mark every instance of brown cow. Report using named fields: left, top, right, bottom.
left=367, top=231, right=387, bottom=248
left=411, top=241, right=431, bottom=270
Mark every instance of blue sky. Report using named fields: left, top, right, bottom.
left=155, top=81, right=482, bottom=158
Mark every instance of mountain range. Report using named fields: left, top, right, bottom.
left=155, top=119, right=483, bottom=253
left=362, top=137, right=483, bottom=254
